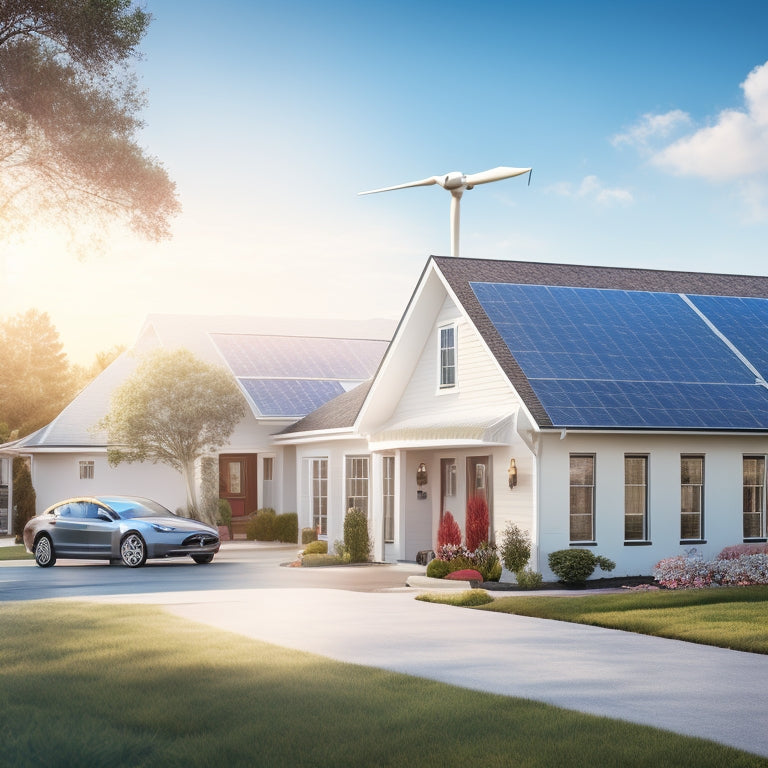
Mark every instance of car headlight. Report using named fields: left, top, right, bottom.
left=151, top=524, right=176, bottom=533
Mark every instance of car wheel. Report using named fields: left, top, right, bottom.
left=120, top=533, right=147, bottom=567
left=34, top=535, right=56, bottom=568
left=192, top=554, right=214, bottom=564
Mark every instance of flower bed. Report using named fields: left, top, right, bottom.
left=654, top=550, right=768, bottom=589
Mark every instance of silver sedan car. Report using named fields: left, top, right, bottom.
left=23, top=496, right=220, bottom=568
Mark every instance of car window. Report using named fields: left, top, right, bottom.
left=102, top=498, right=174, bottom=519
left=68, top=502, right=89, bottom=519
left=83, top=502, right=103, bottom=519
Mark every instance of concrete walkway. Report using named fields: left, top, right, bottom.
left=82, top=586, right=768, bottom=759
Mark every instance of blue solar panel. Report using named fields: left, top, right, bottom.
left=212, top=335, right=387, bottom=379
left=471, top=282, right=768, bottom=430
left=240, top=379, right=346, bottom=417
left=687, top=295, right=768, bottom=380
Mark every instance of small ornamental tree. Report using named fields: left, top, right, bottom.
left=465, top=496, right=489, bottom=551
left=97, top=348, right=246, bottom=523
left=499, top=522, right=532, bottom=574
left=12, top=457, right=36, bottom=543
left=437, top=511, right=461, bottom=548
left=344, top=507, right=371, bottom=563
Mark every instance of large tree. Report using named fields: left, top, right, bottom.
left=0, top=0, right=179, bottom=244
left=0, top=308, right=74, bottom=436
left=98, top=348, right=247, bottom=522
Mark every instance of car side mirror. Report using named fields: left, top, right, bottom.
left=97, top=512, right=113, bottom=522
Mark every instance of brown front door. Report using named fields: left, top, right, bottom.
left=219, top=454, right=258, bottom=518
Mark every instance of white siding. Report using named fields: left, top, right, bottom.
left=30, top=452, right=185, bottom=515
left=387, top=296, right=519, bottom=427
left=538, top=432, right=768, bottom=580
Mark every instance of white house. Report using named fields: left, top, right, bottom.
left=278, top=256, right=768, bottom=579
left=0, top=314, right=391, bottom=531
left=6, top=256, right=768, bottom=582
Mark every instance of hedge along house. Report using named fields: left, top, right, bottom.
left=0, top=314, right=391, bottom=531
left=277, top=256, right=768, bottom=579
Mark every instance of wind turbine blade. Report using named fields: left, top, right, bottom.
left=358, top=177, right=438, bottom=195
left=464, top=166, right=532, bottom=186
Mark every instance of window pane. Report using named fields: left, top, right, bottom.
left=346, top=456, right=369, bottom=514
left=569, top=455, right=595, bottom=541
left=743, top=456, right=765, bottom=538
left=440, top=326, right=456, bottom=388
left=383, top=456, right=395, bottom=543
left=624, top=456, right=647, bottom=541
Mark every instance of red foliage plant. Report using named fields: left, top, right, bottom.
left=437, top=511, right=462, bottom=548
left=465, top=496, right=489, bottom=551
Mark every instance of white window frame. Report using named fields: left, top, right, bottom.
left=437, top=323, right=457, bottom=392
left=345, top=455, right=369, bottom=515
left=624, top=455, right=648, bottom=542
left=569, top=454, right=595, bottom=543
left=743, top=455, right=766, bottom=540
left=310, top=458, right=328, bottom=537
left=680, top=455, right=704, bottom=542
left=79, top=460, right=95, bottom=480
left=382, top=456, right=395, bottom=544
left=262, top=456, right=274, bottom=509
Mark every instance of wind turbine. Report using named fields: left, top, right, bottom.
left=358, top=165, right=532, bottom=257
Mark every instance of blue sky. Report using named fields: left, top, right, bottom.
left=6, top=0, right=768, bottom=362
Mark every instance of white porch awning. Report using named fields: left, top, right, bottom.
left=368, top=409, right=516, bottom=450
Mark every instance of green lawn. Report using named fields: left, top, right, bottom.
left=1, top=602, right=765, bottom=767
left=0, top=544, right=33, bottom=561
left=471, top=585, right=768, bottom=654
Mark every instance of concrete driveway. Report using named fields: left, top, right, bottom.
left=64, top=544, right=768, bottom=760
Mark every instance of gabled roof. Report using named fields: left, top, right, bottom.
left=434, top=257, right=768, bottom=431
left=277, top=380, right=373, bottom=436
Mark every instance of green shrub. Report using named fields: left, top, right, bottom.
left=301, top=527, right=318, bottom=545
left=446, top=555, right=474, bottom=573
left=426, top=559, right=452, bottom=579
left=216, top=499, right=232, bottom=529
left=303, top=540, right=328, bottom=555
left=516, top=568, right=544, bottom=590
left=12, top=458, right=35, bottom=543
left=343, top=507, right=371, bottom=563
left=246, top=508, right=277, bottom=541
left=548, top=548, right=615, bottom=584
left=301, top=553, right=345, bottom=567
left=274, top=512, right=298, bottom=543
left=472, top=542, right=502, bottom=582
left=416, top=590, right=495, bottom=607
left=499, top=522, right=531, bottom=573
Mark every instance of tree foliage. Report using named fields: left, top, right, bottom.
left=98, top=348, right=247, bottom=520
left=465, top=495, right=489, bottom=551
left=12, top=456, right=36, bottom=541
left=0, top=0, right=179, bottom=244
left=0, top=308, right=74, bottom=436
left=436, top=510, right=461, bottom=548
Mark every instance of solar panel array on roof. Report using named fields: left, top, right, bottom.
left=240, top=379, right=346, bottom=418
left=470, top=282, right=768, bottom=430
left=211, top=334, right=387, bottom=379
left=210, top=334, right=388, bottom=418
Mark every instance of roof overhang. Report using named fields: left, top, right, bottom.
left=368, top=410, right=516, bottom=451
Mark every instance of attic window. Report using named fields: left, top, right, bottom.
left=438, top=324, right=457, bottom=390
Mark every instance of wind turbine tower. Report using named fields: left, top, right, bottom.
left=359, top=165, right=531, bottom=257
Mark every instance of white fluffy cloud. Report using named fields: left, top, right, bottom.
left=612, top=109, right=692, bottom=148
left=618, top=61, right=768, bottom=181
left=549, top=175, right=633, bottom=205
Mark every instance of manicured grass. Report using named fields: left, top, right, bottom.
left=477, top=586, right=768, bottom=654
left=0, top=544, right=33, bottom=561
left=0, top=602, right=765, bottom=767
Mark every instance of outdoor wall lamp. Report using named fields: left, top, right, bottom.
left=508, top=458, right=518, bottom=489
left=416, top=462, right=428, bottom=487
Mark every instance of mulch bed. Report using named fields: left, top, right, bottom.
left=482, top=575, right=657, bottom=591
